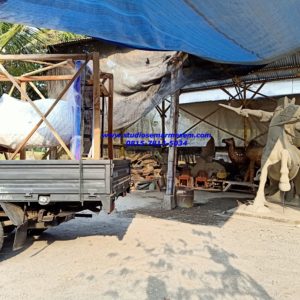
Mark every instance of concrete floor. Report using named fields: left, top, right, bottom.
left=1, top=191, right=300, bottom=300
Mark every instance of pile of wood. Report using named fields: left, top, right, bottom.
left=128, top=152, right=164, bottom=190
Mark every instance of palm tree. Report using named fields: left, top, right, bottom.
left=0, top=22, right=85, bottom=96
left=0, top=22, right=84, bottom=54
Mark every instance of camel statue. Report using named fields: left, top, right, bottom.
left=220, top=97, right=300, bottom=211
left=222, top=137, right=263, bottom=183
left=222, top=137, right=247, bottom=166
left=201, top=136, right=215, bottom=162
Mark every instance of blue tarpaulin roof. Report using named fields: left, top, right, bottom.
left=1, top=0, right=300, bottom=64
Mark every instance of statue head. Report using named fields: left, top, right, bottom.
left=274, top=96, right=296, bottom=114
left=222, top=137, right=234, bottom=146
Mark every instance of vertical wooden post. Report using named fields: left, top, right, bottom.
left=108, top=77, right=114, bottom=159
left=163, top=69, right=180, bottom=210
left=20, top=82, right=27, bottom=160
left=92, top=52, right=101, bottom=159
left=100, top=96, right=105, bottom=157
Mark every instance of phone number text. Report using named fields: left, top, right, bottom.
left=125, top=139, right=188, bottom=146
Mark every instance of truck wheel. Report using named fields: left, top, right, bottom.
left=0, top=222, right=4, bottom=252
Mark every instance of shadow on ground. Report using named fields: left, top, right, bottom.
left=117, top=195, right=252, bottom=227
left=100, top=227, right=272, bottom=300
left=0, top=214, right=132, bottom=262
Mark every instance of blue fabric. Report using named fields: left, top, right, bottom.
left=70, top=60, right=82, bottom=160
left=1, top=0, right=300, bottom=64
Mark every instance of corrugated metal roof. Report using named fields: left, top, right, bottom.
left=182, top=53, right=300, bottom=92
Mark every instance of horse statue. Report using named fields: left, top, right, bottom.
left=220, top=97, right=300, bottom=211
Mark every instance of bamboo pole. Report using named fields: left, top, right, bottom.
left=28, top=82, right=45, bottom=99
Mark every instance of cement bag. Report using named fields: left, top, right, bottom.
left=0, top=93, right=73, bottom=149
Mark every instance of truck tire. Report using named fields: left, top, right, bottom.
left=0, top=222, right=4, bottom=252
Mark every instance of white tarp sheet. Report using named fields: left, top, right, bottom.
left=0, top=93, right=73, bottom=149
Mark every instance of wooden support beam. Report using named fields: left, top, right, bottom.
left=20, top=82, right=27, bottom=160
left=8, top=83, right=14, bottom=96
left=163, top=67, right=181, bottom=210
left=0, top=53, right=92, bottom=61
left=108, top=77, right=114, bottom=159
left=29, top=82, right=45, bottom=99
left=100, top=96, right=105, bottom=157
left=23, top=60, right=55, bottom=66
left=92, top=52, right=101, bottom=160
left=0, top=74, right=74, bottom=82
left=6, top=61, right=88, bottom=159
left=22, top=60, right=69, bottom=77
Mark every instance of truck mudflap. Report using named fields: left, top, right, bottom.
left=101, top=195, right=115, bottom=214
left=0, top=202, right=28, bottom=250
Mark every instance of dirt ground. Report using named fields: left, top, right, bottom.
left=1, top=191, right=300, bottom=300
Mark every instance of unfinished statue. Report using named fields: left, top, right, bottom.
left=220, top=97, right=300, bottom=211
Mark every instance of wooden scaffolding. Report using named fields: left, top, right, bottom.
left=0, top=52, right=113, bottom=160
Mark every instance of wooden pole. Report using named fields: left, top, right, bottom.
left=22, top=60, right=69, bottom=77
left=20, top=82, right=27, bottom=160
left=92, top=52, right=101, bottom=159
left=163, top=69, right=180, bottom=210
left=100, top=96, right=105, bottom=157
left=28, top=82, right=45, bottom=99
left=108, top=76, right=113, bottom=159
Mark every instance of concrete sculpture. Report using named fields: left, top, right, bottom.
left=220, top=97, right=300, bottom=211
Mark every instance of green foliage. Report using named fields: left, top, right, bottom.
left=0, top=22, right=85, bottom=98
left=0, top=22, right=85, bottom=54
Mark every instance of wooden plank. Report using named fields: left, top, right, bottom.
left=93, top=52, right=101, bottom=159
left=0, top=53, right=92, bottom=61
left=0, top=74, right=74, bottom=82
left=22, top=60, right=69, bottom=77
left=23, top=60, right=55, bottom=66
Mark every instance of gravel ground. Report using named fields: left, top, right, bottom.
left=0, top=191, right=300, bottom=300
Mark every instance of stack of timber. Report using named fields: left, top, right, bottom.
left=128, top=152, right=164, bottom=190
